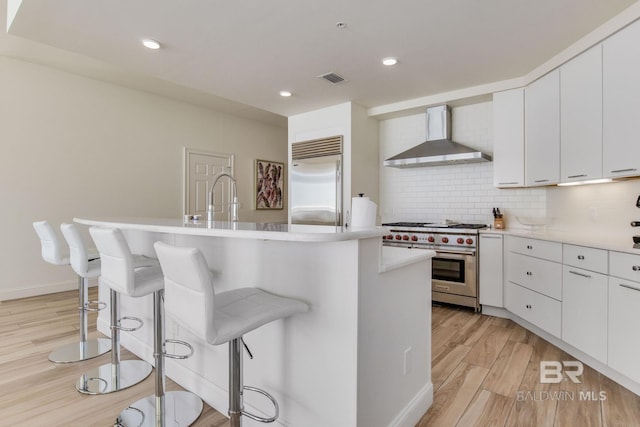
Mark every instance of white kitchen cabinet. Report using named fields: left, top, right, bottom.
left=504, top=236, right=562, bottom=338
left=608, top=251, right=640, bottom=383
left=506, top=235, right=563, bottom=262
left=525, top=69, right=560, bottom=186
left=493, top=88, right=525, bottom=187
left=479, top=234, right=503, bottom=307
left=505, top=282, right=562, bottom=338
left=563, top=244, right=608, bottom=273
left=603, top=19, right=640, bottom=179
left=562, top=265, right=608, bottom=364
left=609, top=276, right=640, bottom=384
left=506, top=252, right=562, bottom=300
left=560, top=45, right=603, bottom=183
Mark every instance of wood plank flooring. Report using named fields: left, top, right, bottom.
left=419, top=304, right=640, bottom=427
left=0, top=289, right=228, bottom=427
left=2, top=291, right=640, bottom=426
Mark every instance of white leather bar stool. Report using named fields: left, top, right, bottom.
left=84, top=229, right=202, bottom=427
left=153, top=241, right=309, bottom=427
left=33, top=220, right=111, bottom=363
left=76, top=226, right=157, bottom=395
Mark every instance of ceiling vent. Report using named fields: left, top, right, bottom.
left=319, top=72, right=346, bottom=84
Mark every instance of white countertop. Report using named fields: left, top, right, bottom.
left=74, top=216, right=386, bottom=242
left=379, top=246, right=435, bottom=273
left=481, top=227, right=640, bottom=255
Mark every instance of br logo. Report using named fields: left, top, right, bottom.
left=540, top=361, right=583, bottom=384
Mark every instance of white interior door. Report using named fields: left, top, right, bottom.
left=184, top=148, right=234, bottom=218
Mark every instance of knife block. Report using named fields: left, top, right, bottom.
left=494, top=217, right=505, bottom=229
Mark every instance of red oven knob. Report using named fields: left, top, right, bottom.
left=411, top=235, right=418, bottom=242
left=466, top=238, right=473, bottom=245
left=402, top=235, right=410, bottom=241
left=427, top=236, right=435, bottom=243
left=457, top=238, right=464, bottom=244
left=441, top=237, right=449, bottom=243
left=395, top=234, right=402, bottom=240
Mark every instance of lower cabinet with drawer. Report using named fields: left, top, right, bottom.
left=608, top=277, right=640, bottom=384
left=562, top=265, right=608, bottom=363
left=506, top=252, right=562, bottom=300
left=608, top=251, right=640, bottom=384
left=505, top=281, right=562, bottom=338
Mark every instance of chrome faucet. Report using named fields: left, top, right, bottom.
left=208, top=172, right=239, bottom=222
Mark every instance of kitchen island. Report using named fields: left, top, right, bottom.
left=75, top=217, right=434, bottom=427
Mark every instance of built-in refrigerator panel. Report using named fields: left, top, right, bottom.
left=291, top=154, right=342, bottom=226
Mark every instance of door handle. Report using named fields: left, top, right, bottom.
left=569, top=270, right=591, bottom=279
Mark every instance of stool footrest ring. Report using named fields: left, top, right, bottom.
left=241, top=386, right=279, bottom=423
left=115, top=316, right=143, bottom=332
left=164, top=339, right=194, bottom=360
left=82, top=300, right=107, bottom=312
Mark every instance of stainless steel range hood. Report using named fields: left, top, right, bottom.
left=384, top=104, right=492, bottom=168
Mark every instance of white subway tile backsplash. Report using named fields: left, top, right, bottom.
left=380, top=102, right=546, bottom=225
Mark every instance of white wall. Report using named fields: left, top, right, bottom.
left=0, top=56, right=287, bottom=300
left=380, top=102, right=546, bottom=226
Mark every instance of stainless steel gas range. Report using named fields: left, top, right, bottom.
left=382, top=222, right=488, bottom=311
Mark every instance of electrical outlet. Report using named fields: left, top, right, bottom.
left=403, top=347, right=413, bottom=376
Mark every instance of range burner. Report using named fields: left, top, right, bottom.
left=381, top=222, right=430, bottom=227
left=381, top=222, right=488, bottom=230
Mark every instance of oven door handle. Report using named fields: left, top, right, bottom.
left=435, top=249, right=476, bottom=257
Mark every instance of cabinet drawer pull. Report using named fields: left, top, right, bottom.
left=526, top=271, right=533, bottom=276
left=568, top=174, right=587, bottom=179
left=569, top=270, right=591, bottom=279
left=534, top=179, right=549, bottom=183
left=498, top=181, right=519, bottom=185
left=526, top=245, right=533, bottom=250
left=525, top=304, right=532, bottom=309
left=481, top=235, right=502, bottom=239
left=611, top=168, right=637, bottom=174
left=620, top=283, right=640, bottom=292
left=577, top=255, right=585, bottom=260
left=633, top=266, right=640, bottom=272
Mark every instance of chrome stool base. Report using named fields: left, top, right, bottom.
left=48, top=338, right=111, bottom=363
left=76, top=359, right=152, bottom=395
left=115, top=391, right=203, bottom=427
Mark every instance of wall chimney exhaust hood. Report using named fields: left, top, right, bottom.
left=384, top=104, right=492, bottom=168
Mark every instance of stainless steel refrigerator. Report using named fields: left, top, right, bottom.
left=290, top=154, right=342, bottom=226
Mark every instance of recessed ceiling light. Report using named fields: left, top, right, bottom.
left=382, top=57, right=398, bottom=66
left=142, top=39, right=161, bottom=50
left=280, top=91, right=292, bottom=97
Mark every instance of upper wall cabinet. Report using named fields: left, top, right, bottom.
left=525, top=69, right=560, bottom=186
left=603, top=20, right=640, bottom=178
left=560, top=45, right=603, bottom=183
left=493, top=88, right=525, bottom=187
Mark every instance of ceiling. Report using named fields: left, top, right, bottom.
left=2, top=0, right=638, bottom=126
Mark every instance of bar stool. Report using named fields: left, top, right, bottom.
left=75, top=226, right=158, bottom=395
left=84, top=228, right=201, bottom=427
left=153, top=241, right=309, bottom=427
left=33, top=220, right=111, bottom=363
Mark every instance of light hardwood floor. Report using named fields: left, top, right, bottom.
left=419, top=304, right=640, bottom=427
left=2, top=291, right=640, bottom=426
left=0, top=289, right=228, bottom=427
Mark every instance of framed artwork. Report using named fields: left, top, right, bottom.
left=255, top=159, right=284, bottom=210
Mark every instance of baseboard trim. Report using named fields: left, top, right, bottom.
left=0, top=280, right=78, bottom=301
left=389, top=382, right=434, bottom=427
